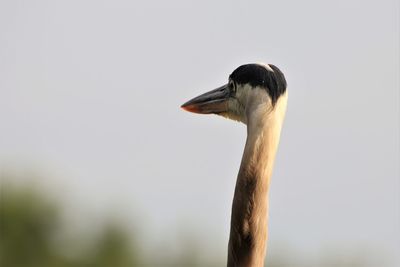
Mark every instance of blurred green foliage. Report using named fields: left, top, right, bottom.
left=0, top=183, right=139, bottom=267
left=0, top=177, right=376, bottom=267
left=0, top=184, right=58, bottom=267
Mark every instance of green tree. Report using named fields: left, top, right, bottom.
left=0, top=182, right=139, bottom=267
left=0, top=184, right=59, bottom=267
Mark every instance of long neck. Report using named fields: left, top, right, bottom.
left=227, top=97, right=287, bottom=267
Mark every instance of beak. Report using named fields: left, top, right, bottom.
left=181, top=84, right=230, bottom=114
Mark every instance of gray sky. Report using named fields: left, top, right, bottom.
left=1, top=0, right=399, bottom=265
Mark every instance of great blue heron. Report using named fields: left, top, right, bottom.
left=181, top=63, right=287, bottom=267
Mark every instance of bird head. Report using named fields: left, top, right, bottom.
left=181, top=63, right=287, bottom=124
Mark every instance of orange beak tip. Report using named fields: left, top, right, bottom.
left=181, top=104, right=200, bottom=113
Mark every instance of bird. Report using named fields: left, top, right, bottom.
left=181, top=63, right=288, bottom=267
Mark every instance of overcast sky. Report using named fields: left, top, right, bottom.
left=1, top=0, right=399, bottom=266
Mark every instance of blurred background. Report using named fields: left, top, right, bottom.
left=0, top=0, right=399, bottom=266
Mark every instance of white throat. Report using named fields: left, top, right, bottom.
left=227, top=91, right=288, bottom=267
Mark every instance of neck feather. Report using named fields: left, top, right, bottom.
left=227, top=93, right=287, bottom=267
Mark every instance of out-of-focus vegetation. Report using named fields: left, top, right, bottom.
left=0, top=175, right=377, bottom=267
left=0, top=182, right=139, bottom=267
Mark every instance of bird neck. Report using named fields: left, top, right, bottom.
left=228, top=93, right=287, bottom=267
